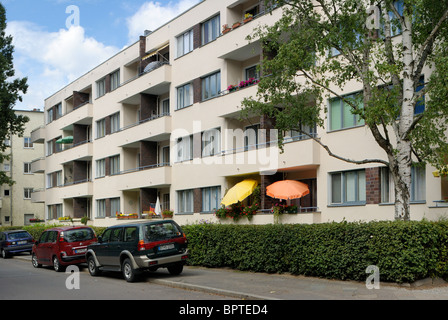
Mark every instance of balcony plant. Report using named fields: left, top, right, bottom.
left=232, top=21, right=241, bottom=29
left=243, top=13, right=253, bottom=23
left=162, top=209, right=174, bottom=219
left=222, top=24, right=231, bottom=34
left=117, top=213, right=139, bottom=219
left=227, top=84, right=238, bottom=93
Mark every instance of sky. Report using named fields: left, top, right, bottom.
left=2, top=0, right=201, bottom=111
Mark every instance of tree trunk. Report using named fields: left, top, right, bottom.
left=390, top=141, right=412, bottom=221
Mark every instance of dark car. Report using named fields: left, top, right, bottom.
left=32, top=226, right=97, bottom=272
left=0, top=230, right=34, bottom=258
left=86, top=220, right=188, bottom=282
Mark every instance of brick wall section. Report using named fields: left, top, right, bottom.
left=73, top=91, right=89, bottom=109
left=193, top=24, right=201, bottom=49
left=73, top=124, right=88, bottom=145
left=366, top=167, right=381, bottom=204
left=140, top=188, right=157, bottom=212
left=140, top=93, right=157, bottom=121
left=140, top=141, right=157, bottom=167
left=193, top=78, right=201, bottom=104
left=194, top=188, right=202, bottom=213
left=73, top=198, right=88, bottom=218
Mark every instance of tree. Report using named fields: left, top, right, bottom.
left=0, top=4, right=29, bottom=186
left=241, top=0, right=448, bottom=221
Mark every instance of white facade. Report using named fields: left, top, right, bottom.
left=33, top=0, right=448, bottom=227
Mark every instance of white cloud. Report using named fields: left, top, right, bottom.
left=7, top=21, right=119, bottom=110
left=126, top=0, right=200, bottom=42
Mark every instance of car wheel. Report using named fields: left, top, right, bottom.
left=87, top=256, right=101, bottom=276
left=53, top=256, right=64, bottom=272
left=1, top=249, right=9, bottom=259
left=122, top=258, right=139, bottom=282
left=167, top=263, right=183, bottom=275
left=32, top=254, right=42, bottom=268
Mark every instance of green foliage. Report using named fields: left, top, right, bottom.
left=0, top=4, right=29, bottom=186
left=183, top=220, right=448, bottom=283
left=0, top=224, right=107, bottom=241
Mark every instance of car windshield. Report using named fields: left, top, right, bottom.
left=144, top=222, right=182, bottom=242
left=8, top=232, right=30, bottom=240
left=64, top=228, right=95, bottom=242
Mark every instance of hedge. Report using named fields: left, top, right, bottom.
left=182, top=220, right=448, bottom=284
left=4, top=220, right=448, bottom=284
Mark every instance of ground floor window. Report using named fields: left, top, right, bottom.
left=177, top=189, right=194, bottom=214
left=330, top=169, right=366, bottom=205
left=202, top=186, right=221, bottom=212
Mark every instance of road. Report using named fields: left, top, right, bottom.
left=0, top=255, right=234, bottom=300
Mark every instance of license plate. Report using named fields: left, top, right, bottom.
left=74, top=248, right=87, bottom=254
left=159, top=243, right=175, bottom=251
left=18, top=241, right=27, bottom=245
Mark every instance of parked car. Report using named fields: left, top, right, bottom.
left=0, top=230, right=34, bottom=258
left=86, top=220, right=188, bottom=282
left=32, top=226, right=97, bottom=272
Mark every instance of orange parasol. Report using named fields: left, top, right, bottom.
left=266, top=180, right=310, bottom=200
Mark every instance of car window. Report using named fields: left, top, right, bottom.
left=8, top=231, right=31, bottom=240
left=110, top=228, right=123, bottom=242
left=124, top=227, right=137, bottom=242
left=144, top=222, right=182, bottom=242
left=47, top=231, right=58, bottom=243
left=64, top=228, right=94, bottom=242
left=39, top=231, right=49, bottom=243
left=0, top=233, right=4, bottom=241
left=101, top=229, right=112, bottom=242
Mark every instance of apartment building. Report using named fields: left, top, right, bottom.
left=32, top=0, right=448, bottom=227
left=1, top=110, right=45, bottom=226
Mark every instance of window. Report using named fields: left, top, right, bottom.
left=244, top=124, right=260, bottom=151
left=24, top=163, right=31, bottom=174
left=110, top=155, right=120, bottom=175
left=330, top=170, right=366, bottom=205
left=96, top=78, right=106, bottom=98
left=388, top=0, right=404, bottom=37
left=47, top=141, right=54, bottom=156
left=202, top=71, right=221, bottom=100
left=202, top=15, right=220, bottom=45
left=96, top=118, right=106, bottom=138
left=329, top=93, right=365, bottom=131
left=4, top=189, right=10, bottom=197
left=56, top=171, right=62, bottom=187
left=24, top=137, right=33, bottom=148
left=177, top=83, right=193, bottom=110
left=161, top=99, right=170, bottom=116
left=178, top=189, right=194, bottom=213
left=24, top=188, right=33, bottom=200
left=3, top=163, right=10, bottom=171
left=110, top=69, right=120, bottom=91
left=285, top=123, right=317, bottom=142
left=202, top=186, right=221, bottom=212
left=177, top=29, right=194, bottom=57
left=202, top=128, right=221, bottom=157
left=96, top=199, right=106, bottom=218
left=56, top=204, right=63, bottom=219
left=110, top=198, right=120, bottom=217
left=124, top=227, right=137, bottom=242
left=96, top=159, right=106, bottom=178
left=245, top=65, right=259, bottom=80
left=176, top=135, right=193, bottom=162
left=110, top=112, right=120, bottom=133
left=47, top=109, right=54, bottom=124
left=380, top=165, right=426, bottom=203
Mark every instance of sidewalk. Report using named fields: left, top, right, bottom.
left=15, top=254, right=448, bottom=300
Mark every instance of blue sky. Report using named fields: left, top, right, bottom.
left=3, top=0, right=201, bottom=110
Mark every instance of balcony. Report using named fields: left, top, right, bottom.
left=31, top=157, right=45, bottom=174
left=60, top=180, right=93, bottom=199
left=31, top=189, right=45, bottom=203
left=59, top=102, right=93, bottom=131
left=118, top=63, right=171, bottom=105
left=117, top=115, right=172, bottom=147
left=118, top=164, right=172, bottom=191
left=31, top=126, right=45, bottom=144
left=56, top=141, right=93, bottom=164
left=210, top=84, right=258, bottom=118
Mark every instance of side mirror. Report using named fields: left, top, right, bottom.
left=97, top=236, right=103, bottom=243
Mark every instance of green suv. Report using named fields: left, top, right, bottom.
left=86, top=220, right=188, bottom=282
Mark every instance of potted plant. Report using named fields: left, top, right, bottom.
left=243, top=13, right=253, bottom=23
left=162, top=209, right=174, bottom=219
left=227, top=84, right=238, bottom=93
left=222, top=24, right=231, bottom=34
left=232, top=21, right=241, bottom=29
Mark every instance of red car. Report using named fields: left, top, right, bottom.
left=32, top=226, right=97, bottom=272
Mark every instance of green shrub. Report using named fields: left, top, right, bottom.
left=182, top=220, right=448, bottom=284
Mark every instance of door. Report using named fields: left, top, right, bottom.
left=95, top=228, right=123, bottom=267
left=35, top=231, right=52, bottom=264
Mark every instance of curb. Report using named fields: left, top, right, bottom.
left=148, top=278, right=281, bottom=300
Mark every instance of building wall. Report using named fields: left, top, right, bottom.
left=1, top=110, right=45, bottom=226
left=34, top=0, right=448, bottom=227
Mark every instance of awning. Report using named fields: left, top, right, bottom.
left=266, top=180, right=310, bottom=200
left=142, top=43, right=169, bottom=61
left=56, top=136, right=74, bottom=144
left=221, top=179, right=258, bottom=206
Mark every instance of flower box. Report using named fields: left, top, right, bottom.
left=232, top=22, right=241, bottom=29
